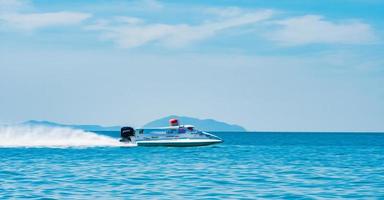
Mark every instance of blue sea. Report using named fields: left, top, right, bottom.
left=1, top=129, right=384, bottom=199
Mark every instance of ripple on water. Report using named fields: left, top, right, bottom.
left=1, top=132, right=384, bottom=199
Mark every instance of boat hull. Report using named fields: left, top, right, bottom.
left=136, top=139, right=223, bottom=147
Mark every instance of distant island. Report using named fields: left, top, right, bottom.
left=21, top=116, right=246, bottom=132
left=22, top=120, right=120, bottom=131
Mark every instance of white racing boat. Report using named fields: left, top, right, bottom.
left=120, top=119, right=223, bottom=147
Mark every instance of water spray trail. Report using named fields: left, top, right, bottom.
left=0, top=126, right=132, bottom=148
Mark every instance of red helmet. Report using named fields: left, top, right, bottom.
left=169, top=118, right=179, bottom=126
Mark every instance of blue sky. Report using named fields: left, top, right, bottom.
left=0, top=0, right=383, bottom=131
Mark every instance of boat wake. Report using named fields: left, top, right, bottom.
left=0, top=125, right=135, bottom=148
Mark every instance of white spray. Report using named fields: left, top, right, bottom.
left=0, top=125, right=133, bottom=148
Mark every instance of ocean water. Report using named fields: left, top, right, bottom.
left=1, top=127, right=384, bottom=199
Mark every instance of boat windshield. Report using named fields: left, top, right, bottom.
left=166, top=127, right=199, bottom=134
left=138, top=126, right=201, bottom=135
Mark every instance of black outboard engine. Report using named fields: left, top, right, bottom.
left=120, top=127, right=135, bottom=142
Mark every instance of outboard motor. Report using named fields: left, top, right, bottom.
left=120, top=127, right=135, bottom=143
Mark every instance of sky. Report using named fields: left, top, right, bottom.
left=0, top=0, right=383, bottom=131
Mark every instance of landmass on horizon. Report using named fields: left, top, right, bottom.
left=21, top=115, right=246, bottom=132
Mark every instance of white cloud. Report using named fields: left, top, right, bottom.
left=1, top=0, right=377, bottom=48
left=204, top=7, right=244, bottom=18
left=1, top=12, right=91, bottom=31
left=114, top=16, right=144, bottom=25
left=140, top=0, right=163, bottom=10
left=86, top=9, right=274, bottom=48
left=269, top=15, right=377, bottom=46
left=0, top=0, right=91, bottom=31
left=0, top=0, right=29, bottom=12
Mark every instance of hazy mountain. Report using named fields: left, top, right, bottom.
left=144, top=115, right=246, bottom=131
left=21, top=116, right=246, bottom=132
left=22, top=120, right=120, bottom=131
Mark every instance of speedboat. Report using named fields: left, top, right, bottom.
left=120, top=118, right=223, bottom=147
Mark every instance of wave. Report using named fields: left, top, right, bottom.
left=0, top=125, right=132, bottom=148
